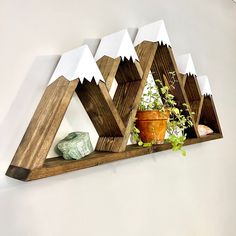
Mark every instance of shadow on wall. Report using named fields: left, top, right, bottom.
left=47, top=92, right=99, bottom=158
left=0, top=55, right=60, bottom=161
left=0, top=53, right=100, bottom=164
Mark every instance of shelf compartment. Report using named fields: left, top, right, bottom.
left=6, top=133, right=222, bottom=181
left=94, top=56, right=152, bottom=152
left=149, top=44, right=198, bottom=138
left=183, top=74, right=203, bottom=125
left=199, top=95, right=222, bottom=134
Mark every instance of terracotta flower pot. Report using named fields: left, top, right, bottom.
left=136, top=110, right=170, bottom=144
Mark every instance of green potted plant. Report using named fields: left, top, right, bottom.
left=133, top=72, right=194, bottom=156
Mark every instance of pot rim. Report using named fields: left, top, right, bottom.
left=137, top=109, right=170, bottom=114
left=136, top=109, right=170, bottom=121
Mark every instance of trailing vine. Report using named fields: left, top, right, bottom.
left=133, top=72, right=194, bottom=156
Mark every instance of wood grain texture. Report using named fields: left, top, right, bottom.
left=113, top=59, right=143, bottom=125
left=95, top=56, right=145, bottom=152
left=184, top=75, right=202, bottom=122
left=96, top=56, right=120, bottom=91
left=11, top=77, right=78, bottom=169
left=150, top=44, right=199, bottom=138
left=96, top=60, right=144, bottom=152
left=113, top=81, right=141, bottom=125
left=196, top=96, right=204, bottom=125
left=115, top=58, right=143, bottom=83
left=76, top=79, right=125, bottom=137
left=96, top=43, right=157, bottom=152
left=96, top=136, right=125, bottom=152
left=184, top=75, right=202, bottom=101
left=189, top=100, right=201, bottom=122
left=6, top=40, right=223, bottom=182
left=6, top=133, right=222, bottom=181
left=199, top=95, right=222, bottom=135
left=179, top=73, right=187, bottom=86
left=135, top=41, right=158, bottom=78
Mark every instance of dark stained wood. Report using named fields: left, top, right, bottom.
left=150, top=44, right=199, bottom=138
left=76, top=79, right=125, bottom=137
left=135, top=41, right=158, bottom=78
left=95, top=60, right=144, bottom=152
left=96, top=43, right=157, bottom=152
left=6, top=40, right=223, bottom=182
left=184, top=75, right=202, bottom=101
left=189, top=100, right=201, bottom=122
left=115, top=58, right=143, bottom=83
left=199, top=95, right=222, bottom=134
left=113, top=81, right=141, bottom=125
left=6, top=133, right=222, bottom=181
left=96, top=56, right=120, bottom=91
left=6, top=166, right=31, bottom=181
left=96, top=136, right=126, bottom=152
left=196, top=96, right=204, bottom=125
left=184, top=75, right=202, bottom=122
left=151, top=45, right=184, bottom=105
left=113, top=58, right=143, bottom=125
left=78, top=57, right=144, bottom=152
left=10, top=77, right=78, bottom=170
left=179, top=73, right=187, bottom=86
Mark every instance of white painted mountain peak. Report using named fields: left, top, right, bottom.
left=176, top=53, right=197, bottom=75
left=95, top=29, right=139, bottom=62
left=134, top=20, right=171, bottom=47
left=49, top=45, right=104, bottom=85
left=197, top=75, right=212, bottom=95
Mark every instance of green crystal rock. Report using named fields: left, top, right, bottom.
left=55, top=132, right=93, bottom=160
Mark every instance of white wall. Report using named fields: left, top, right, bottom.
left=0, top=0, right=236, bottom=235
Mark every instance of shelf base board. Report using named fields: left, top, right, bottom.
left=6, top=133, right=222, bottom=181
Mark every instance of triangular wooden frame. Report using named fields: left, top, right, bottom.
left=6, top=39, right=157, bottom=181
left=6, top=22, right=223, bottom=181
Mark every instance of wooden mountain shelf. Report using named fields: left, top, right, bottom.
left=6, top=22, right=223, bottom=181
left=182, top=74, right=203, bottom=123
left=6, top=133, right=222, bottom=181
